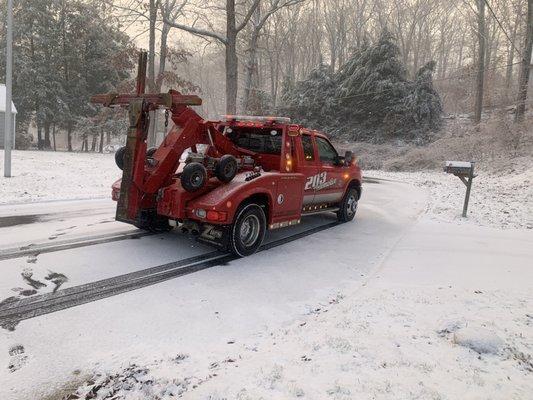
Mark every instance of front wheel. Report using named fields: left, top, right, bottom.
left=229, top=204, right=266, bottom=257
left=337, top=188, right=359, bottom=222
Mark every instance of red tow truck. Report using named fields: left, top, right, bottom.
left=92, top=52, right=362, bottom=257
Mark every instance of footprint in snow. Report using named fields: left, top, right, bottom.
left=8, top=345, right=28, bottom=372
left=26, top=254, right=38, bottom=264
left=18, top=289, right=37, bottom=297
left=45, top=271, right=68, bottom=293
left=21, top=269, right=47, bottom=290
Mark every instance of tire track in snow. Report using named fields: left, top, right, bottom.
left=0, top=222, right=339, bottom=330
left=0, top=230, right=153, bottom=261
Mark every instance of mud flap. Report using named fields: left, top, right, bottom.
left=136, top=209, right=171, bottom=232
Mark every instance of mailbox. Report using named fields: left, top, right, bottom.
left=444, top=161, right=476, bottom=217
left=444, top=161, right=474, bottom=176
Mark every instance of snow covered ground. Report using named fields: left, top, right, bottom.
left=0, top=150, right=531, bottom=400
left=367, top=169, right=532, bottom=230
left=0, top=150, right=116, bottom=204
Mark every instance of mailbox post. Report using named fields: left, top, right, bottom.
left=444, top=161, right=476, bottom=217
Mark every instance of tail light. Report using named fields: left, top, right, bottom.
left=207, top=210, right=227, bottom=222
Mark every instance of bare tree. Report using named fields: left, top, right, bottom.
left=474, top=0, right=486, bottom=124
left=164, top=0, right=261, bottom=113
left=241, top=0, right=305, bottom=113
left=157, top=0, right=187, bottom=91
left=148, top=0, right=160, bottom=92
left=515, top=0, right=533, bottom=121
left=502, top=0, right=524, bottom=92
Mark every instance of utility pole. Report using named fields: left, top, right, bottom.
left=4, top=0, right=13, bottom=177
left=474, top=0, right=486, bottom=125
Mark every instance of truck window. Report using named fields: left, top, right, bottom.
left=230, top=129, right=282, bottom=155
left=302, top=135, right=314, bottom=161
left=316, top=137, right=338, bottom=164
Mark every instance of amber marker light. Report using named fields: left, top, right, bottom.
left=285, top=153, right=293, bottom=172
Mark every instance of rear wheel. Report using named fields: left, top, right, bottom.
left=337, top=188, right=359, bottom=222
left=229, top=204, right=266, bottom=257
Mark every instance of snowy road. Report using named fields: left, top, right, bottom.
left=0, top=199, right=138, bottom=251
left=0, top=178, right=531, bottom=399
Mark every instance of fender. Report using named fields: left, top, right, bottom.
left=344, top=178, right=362, bottom=199
left=187, top=172, right=277, bottom=224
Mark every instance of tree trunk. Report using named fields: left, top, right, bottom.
left=148, top=0, right=157, bottom=92
left=457, top=34, right=465, bottom=70
left=474, top=0, right=486, bottom=124
left=80, top=135, right=88, bottom=152
left=106, top=132, right=111, bottom=145
left=243, top=24, right=260, bottom=113
left=225, top=0, right=238, bottom=114
left=91, top=134, right=97, bottom=152
left=515, top=0, right=533, bottom=122
left=37, top=123, right=43, bottom=150
left=505, top=3, right=522, bottom=93
left=156, top=23, right=170, bottom=92
left=44, top=121, right=51, bottom=149
left=67, top=125, right=73, bottom=152
left=99, top=130, right=104, bottom=153
left=52, top=123, right=56, bottom=151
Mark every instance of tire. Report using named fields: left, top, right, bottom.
left=146, top=147, right=157, bottom=157
left=337, top=188, right=359, bottom=222
left=215, top=154, right=238, bottom=183
left=229, top=203, right=266, bottom=257
left=181, top=162, right=207, bottom=192
left=115, top=146, right=126, bottom=170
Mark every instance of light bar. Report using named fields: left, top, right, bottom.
left=222, top=115, right=291, bottom=124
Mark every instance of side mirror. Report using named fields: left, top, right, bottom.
left=344, top=151, right=354, bottom=166
left=333, top=155, right=344, bottom=166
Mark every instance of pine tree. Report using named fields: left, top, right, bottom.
left=0, top=0, right=135, bottom=150
left=278, top=63, right=336, bottom=130
left=402, top=61, right=443, bottom=141
left=278, top=30, right=443, bottom=143
left=336, top=30, right=408, bottom=128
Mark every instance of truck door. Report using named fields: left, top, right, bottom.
left=299, top=133, right=319, bottom=206
left=313, top=135, right=345, bottom=206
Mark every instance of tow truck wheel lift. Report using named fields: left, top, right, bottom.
left=92, top=52, right=238, bottom=233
